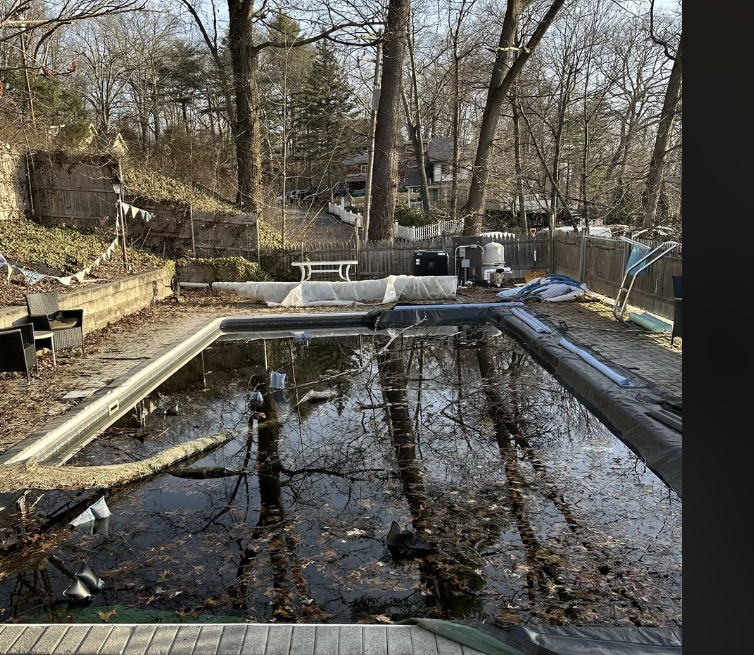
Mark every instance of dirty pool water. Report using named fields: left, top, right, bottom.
left=0, top=329, right=681, bottom=627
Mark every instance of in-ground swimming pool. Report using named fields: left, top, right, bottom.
left=0, top=328, right=681, bottom=626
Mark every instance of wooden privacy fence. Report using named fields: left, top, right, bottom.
left=259, top=234, right=552, bottom=282
left=551, top=230, right=682, bottom=319
left=134, top=206, right=258, bottom=259
left=28, top=153, right=119, bottom=228
left=259, top=231, right=680, bottom=318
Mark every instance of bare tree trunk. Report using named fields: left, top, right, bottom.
left=644, top=32, right=682, bottom=229
left=463, top=0, right=525, bottom=235
left=581, top=117, right=589, bottom=231
left=369, top=0, right=412, bottom=241
left=463, top=0, right=565, bottom=235
left=580, top=60, right=592, bottom=232
left=511, top=89, right=528, bottom=232
left=281, top=61, right=288, bottom=246
left=151, top=76, right=160, bottom=141
left=550, top=85, right=572, bottom=228
left=401, top=89, right=431, bottom=213
left=228, top=3, right=263, bottom=215
left=406, top=21, right=431, bottom=213
left=182, top=101, right=190, bottom=135
left=140, top=117, right=149, bottom=151
left=451, top=43, right=460, bottom=221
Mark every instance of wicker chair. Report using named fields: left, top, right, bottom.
left=0, top=323, right=38, bottom=384
left=25, top=291, right=85, bottom=355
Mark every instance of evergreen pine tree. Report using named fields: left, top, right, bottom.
left=297, top=41, right=358, bottom=196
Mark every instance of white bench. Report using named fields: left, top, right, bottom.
left=291, top=260, right=358, bottom=282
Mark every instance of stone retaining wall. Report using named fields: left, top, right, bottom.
left=0, top=268, right=174, bottom=335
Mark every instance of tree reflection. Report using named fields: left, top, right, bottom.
left=471, top=328, right=609, bottom=621
left=227, top=364, right=324, bottom=622
left=377, top=337, right=486, bottom=619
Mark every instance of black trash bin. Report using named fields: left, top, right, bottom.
left=413, top=251, right=449, bottom=276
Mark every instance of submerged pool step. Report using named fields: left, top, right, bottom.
left=0, top=624, right=482, bottom=655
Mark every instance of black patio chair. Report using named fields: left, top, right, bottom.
left=25, top=291, right=85, bottom=355
left=0, top=323, right=38, bottom=384
left=671, top=275, right=682, bottom=346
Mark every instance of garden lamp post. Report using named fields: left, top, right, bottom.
left=112, top=174, right=129, bottom=270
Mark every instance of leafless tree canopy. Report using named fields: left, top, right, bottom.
left=0, top=0, right=681, bottom=235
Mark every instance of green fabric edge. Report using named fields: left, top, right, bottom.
left=396, top=618, right=527, bottom=655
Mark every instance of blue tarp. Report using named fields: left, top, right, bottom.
left=497, top=274, right=587, bottom=302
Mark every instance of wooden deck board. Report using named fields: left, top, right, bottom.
left=0, top=624, right=487, bottom=655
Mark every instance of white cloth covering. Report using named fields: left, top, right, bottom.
left=213, top=275, right=458, bottom=307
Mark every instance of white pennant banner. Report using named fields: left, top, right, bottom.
left=0, top=233, right=119, bottom=287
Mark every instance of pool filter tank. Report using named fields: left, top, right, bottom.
left=481, top=242, right=510, bottom=284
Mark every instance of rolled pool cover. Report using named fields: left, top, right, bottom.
left=510, top=307, right=553, bottom=333
left=629, top=312, right=672, bottom=332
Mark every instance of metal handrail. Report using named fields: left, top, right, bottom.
left=613, top=239, right=679, bottom=322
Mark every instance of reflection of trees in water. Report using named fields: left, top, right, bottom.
left=473, top=330, right=566, bottom=618
left=376, top=337, right=491, bottom=620
left=470, top=329, right=637, bottom=624
left=0, top=332, right=681, bottom=625
left=227, top=368, right=327, bottom=622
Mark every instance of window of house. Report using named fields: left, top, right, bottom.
left=360, top=164, right=368, bottom=173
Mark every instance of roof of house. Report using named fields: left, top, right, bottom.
left=344, top=152, right=369, bottom=167
left=403, top=169, right=423, bottom=188
left=427, top=136, right=455, bottom=162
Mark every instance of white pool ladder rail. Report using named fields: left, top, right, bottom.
left=613, top=237, right=679, bottom=322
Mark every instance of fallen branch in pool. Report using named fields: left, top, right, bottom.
left=0, top=431, right=237, bottom=493
left=169, top=466, right=247, bottom=479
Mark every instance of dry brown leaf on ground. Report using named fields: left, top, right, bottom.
left=96, top=608, right=118, bottom=623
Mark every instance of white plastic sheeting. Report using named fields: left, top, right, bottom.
left=559, top=337, right=633, bottom=387
left=69, top=496, right=112, bottom=528
left=214, top=275, right=458, bottom=307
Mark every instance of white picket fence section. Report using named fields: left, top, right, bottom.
left=326, top=199, right=464, bottom=241
left=393, top=219, right=464, bottom=241
left=327, top=199, right=362, bottom=226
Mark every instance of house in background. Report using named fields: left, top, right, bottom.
left=338, top=137, right=471, bottom=207
left=399, top=136, right=471, bottom=207
left=342, top=151, right=369, bottom=193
